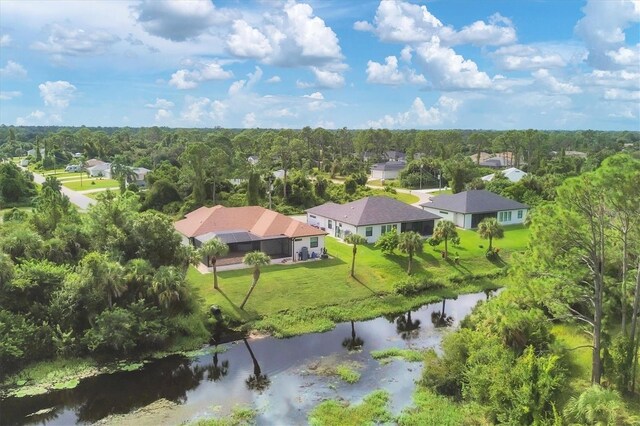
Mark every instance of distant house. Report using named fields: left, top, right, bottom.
left=174, top=205, right=327, bottom=264
left=247, top=155, right=259, bottom=166
left=370, top=161, right=406, bottom=180
left=72, top=152, right=83, bottom=158
left=84, top=158, right=107, bottom=168
left=86, top=162, right=112, bottom=178
left=306, top=196, right=440, bottom=243
left=20, top=159, right=29, bottom=167
left=131, top=167, right=150, bottom=187
left=421, top=190, right=528, bottom=229
left=384, top=150, right=406, bottom=162
left=272, top=169, right=285, bottom=179
left=26, top=148, right=46, bottom=158
left=481, top=167, right=527, bottom=183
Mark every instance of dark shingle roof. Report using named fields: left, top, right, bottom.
left=420, top=190, right=528, bottom=214
left=370, top=161, right=406, bottom=172
left=306, top=196, right=439, bottom=226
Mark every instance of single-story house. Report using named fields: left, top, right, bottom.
left=306, top=196, right=440, bottom=243
left=175, top=205, right=327, bottom=264
left=370, top=161, right=406, bottom=180
left=84, top=158, right=107, bottom=168
left=247, top=155, right=259, bottom=166
left=87, top=162, right=112, bottom=178
left=130, top=167, right=150, bottom=187
left=481, top=167, right=527, bottom=183
left=384, top=150, right=406, bottom=162
left=20, top=159, right=29, bottom=167
left=420, top=190, right=528, bottom=229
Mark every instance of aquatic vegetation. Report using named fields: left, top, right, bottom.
left=308, top=390, right=392, bottom=426
left=371, top=348, right=426, bottom=363
left=336, top=365, right=361, bottom=384
left=190, top=405, right=257, bottom=426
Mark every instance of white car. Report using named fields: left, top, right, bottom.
left=65, top=164, right=81, bottom=172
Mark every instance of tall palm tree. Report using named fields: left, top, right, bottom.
left=198, top=237, right=229, bottom=290
left=151, top=266, right=186, bottom=310
left=477, top=217, right=504, bottom=252
left=397, top=231, right=423, bottom=275
left=243, top=338, right=270, bottom=392
left=342, top=321, right=364, bottom=352
left=125, top=258, right=153, bottom=299
left=432, top=220, right=459, bottom=259
left=344, top=233, right=367, bottom=277
left=239, top=251, right=271, bottom=310
left=396, top=311, right=421, bottom=340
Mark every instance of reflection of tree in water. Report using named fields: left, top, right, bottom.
left=396, top=311, right=421, bottom=340
left=484, top=289, right=496, bottom=300
left=206, top=347, right=229, bottom=382
left=431, top=299, right=454, bottom=328
left=342, top=321, right=364, bottom=352
left=243, top=339, right=270, bottom=393
left=74, top=357, right=206, bottom=423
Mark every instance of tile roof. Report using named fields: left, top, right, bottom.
left=481, top=167, right=527, bottom=182
left=306, top=196, right=439, bottom=226
left=420, top=190, right=528, bottom=214
left=174, top=205, right=327, bottom=239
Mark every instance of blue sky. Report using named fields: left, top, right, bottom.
left=0, top=0, right=638, bottom=130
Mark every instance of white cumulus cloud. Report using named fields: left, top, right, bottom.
left=366, top=55, right=425, bottom=85
left=367, top=95, right=462, bottom=128
left=145, top=98, right=175, bottom=109
left=169, top=60, right=233, bottom=89
left=0, top=60, right=27, bottom=78
left=532, top=69, right=582, bottom=95
left=39, top=81, right=76, bottom=108
left=31, top=23, right=119, bottom=56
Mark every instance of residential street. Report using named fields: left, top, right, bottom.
left=29, top=170, right=96, bottom=211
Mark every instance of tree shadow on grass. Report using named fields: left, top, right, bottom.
left=446, top=258, right=472, bottom=274
left=215, top=287, right=255, bottom=319
left=352, top=275, right=382, bottom=297
left=487, top=254, right=507, bottom=268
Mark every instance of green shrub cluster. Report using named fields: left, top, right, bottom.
left=393, top=276, right=444, bottom=295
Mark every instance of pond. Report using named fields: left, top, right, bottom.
left=1, top=290, right=496, bottom=425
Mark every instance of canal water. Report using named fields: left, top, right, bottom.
left=1, top=290, right=494, bottom=425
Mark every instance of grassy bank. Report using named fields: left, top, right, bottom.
left=189, top=226, right=527, bottom=336
left=64, top=178, right=119, bottom=191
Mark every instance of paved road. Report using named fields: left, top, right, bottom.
left=30, top=170, right=96, bottom=211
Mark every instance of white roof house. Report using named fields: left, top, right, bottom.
left=481, top=167, right=527, bottom=183
left=87, top=162, right=112, bottom=178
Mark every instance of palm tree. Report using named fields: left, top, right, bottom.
left=432, top=220, right=459, bottom=259
left=563, top=385, right=632, bottom=425
left=110, top=160, right=137, bottom=193
left=477, top=217, right=504, bottom=252
left=396, top=311, right=421, bottom=340
left=198, top=237, right=229, bottom=290
left=344, top=233, right=367, bottom=277
left=125, top=258, right=153, bottom=299
left=206, top=347, right=229, bottom=382
left=239, top=251, right=271, bottom=310
left=342, top=321, right=364, bottom=352
left=151, top=266, right=186, bottom=310
left=397, top=231, right=423, bottom=275
left=243, top=338, right=270, bottom=392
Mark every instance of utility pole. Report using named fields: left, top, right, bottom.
left=438, top=173, right=442, bottom=192
left=419, top=164, right=423, bottom=190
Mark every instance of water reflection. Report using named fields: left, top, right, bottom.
left=342, top=321, right=365, bottom=352
left=1, top=292, right=493, bottom=425
left=395, top=311, right=421, bottom=341
left=430, top=299, right=454, bottom=328
left=243, top=339, right=270, bottom=393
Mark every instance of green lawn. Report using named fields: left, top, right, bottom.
left=64, top=178, right=119, bottom=191
left=553, top=323, right=640, bottom=414
left=369, top=190, right=419, bottom=204
left=188, top=225, right=528, bottom=336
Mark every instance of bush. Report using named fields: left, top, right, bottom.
left=393, top=276, right=444, bottom=295
left=374, top=232, right=399, bottom=254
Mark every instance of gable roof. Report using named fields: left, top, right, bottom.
left=420, top=190, right=528, bottom=214
left=481, top=167, right=527, bottom=182
left=174, top=205, right=326, bottom=239
left=306, top=196, right=439, bottom=227
left=370, top=161, right=406, bottom=172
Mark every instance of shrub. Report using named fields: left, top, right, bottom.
left=374, top=232, right=399, bottom=254
left=393, top=276, right=444, bottom=295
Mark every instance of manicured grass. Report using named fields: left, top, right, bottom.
left=374, top=190, right=420, bottom=204
left=64, top=178, right=119, bottom=191
left=309, top=390, right=392, bottom=426
left=41, top=171, right=82, bottom=179
left=431, top=189, right=453, bottom=195
left=188, top=226, right=528, bottom=336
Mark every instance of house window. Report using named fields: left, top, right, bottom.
left=517, top=210, right=523, bottom=219
left=310, top=214, right=316, bottom=218
left=310, top=237, right=319, bottom=248
left=381, top=224, right=396, bottom=234
left=365, top=227, right=373, bottom=237
left=328, top=220, right=333, bottom=229
left=499, top=211, right=512, bottom=222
